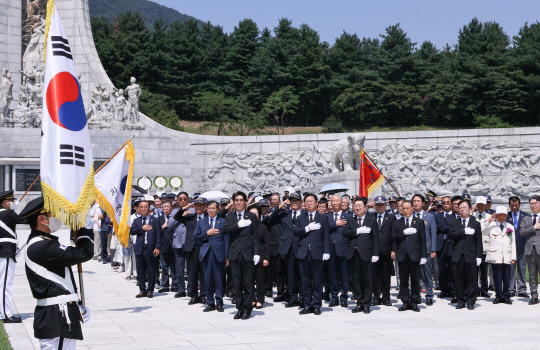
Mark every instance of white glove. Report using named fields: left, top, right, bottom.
left=464, top=228, right=475, bottom=235
left=476, top=258, right=482, bottom=266
left=305, top=222, right=322, bottom=232
left=356, top=227, right=371, bottom=235
left=79, top=306, right=91, bottom=324
left=237, top=218, right=251, bottom=228
left=322, top=253, right=330, bottom=261
left=253, top=255, right=260, bottom=265
left=371, top=256, right=379, bottom=263
left=420, top=258, right=427, bottom=265
left=404, top=228, right=417, bottom=235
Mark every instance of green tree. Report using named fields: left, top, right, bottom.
left=262, top=86, right=300, bottom=134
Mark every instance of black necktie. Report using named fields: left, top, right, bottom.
left=238, top=213, right=242, bottom=220
left=534, top=215, right=537, bottom=226
left=210, top=218, right=214, bottom=228
left=292, top=211, right=297, bottom=225
left=500, top=224, right=504, bottom=232
left=462, top=219, right=466, bottom=228
left=166, top=215, right=170, bottom=220
left=309, top=213, right=313, bottom=223
left=405, top=218, right=409, bottom=228
left=143, top=217, right=146, bottom=225
left=478, top=213, right=482, bottom=220
left=378, top=215, right=382, bottom=230
left=334, top=213, right=338, bottom=222
left=197, top=216, right=201, bottom=221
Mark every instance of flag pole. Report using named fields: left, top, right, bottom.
left=361, top=149, right=401, bottom=197
left=18, top=174, right=41, bottom=202
left=94, top=134, right=138, bottom=175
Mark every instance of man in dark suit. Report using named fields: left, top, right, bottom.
left=264, top=193, right=303, bottom=308
left=327, top=194, right=352, bottom=307
left=449, top=200, right=483, bottom=309
left=173, top=196, right=207, bottom=304
left=293, top=193, right=330, bottom=315
left=130, top=200, right=162, bottom=298
left=520, top=195, right=540, bottom=305
left=158, top=201, right=176, bottom=293
left=194, top=200, right=228, bottom=312
left=392, top=200, right=427, bottom=312
left=223, top=191, right=260, bottom=320
left=372, top=196, right=396, bottom=307
left=264, top=194, right=286, bottom=302
left=436, top=196, right=457, bottom=300
left=507, top=196, right=530, bottom=297
left=343, top=197, right=379, bottom=314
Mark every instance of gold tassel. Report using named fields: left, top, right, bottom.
left=43, top=0, right=55, bottom=65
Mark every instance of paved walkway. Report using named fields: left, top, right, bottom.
left=6, top=228, right=540, bottom=349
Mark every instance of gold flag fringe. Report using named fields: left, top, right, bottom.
left=41, top=166, right=95, bottom=230
left=43, top=0, right=55, bottom=65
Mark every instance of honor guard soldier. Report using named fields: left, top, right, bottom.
left=0, top=190, right=26, bottom=323
left=21, top=196, right=93, bottom=349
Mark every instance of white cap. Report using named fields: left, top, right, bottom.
left=476, top=196, right=487, bottom=205
left=285, top=186, right=296, bottom=193
left=143, top=194, right=154, bottom=202
left=495, top=206, right=507, bottom=214
left=254, top=196, right=263, bottom=203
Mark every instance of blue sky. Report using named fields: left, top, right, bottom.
left=153, top=0, right=540, bottom=49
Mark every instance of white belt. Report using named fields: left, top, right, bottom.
left=0, top=238, right=17, bottom=244
left=37, top=293, right=79, bottom=307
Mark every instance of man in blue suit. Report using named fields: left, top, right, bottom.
left=130, top=200, right=162, bottom=298
left=194, top=200, right=228, bottom=312
left=294, top=193, right=330, bottom=315
left=413, top=194, right=437, bottom=306
left=327, top=194, right=352, bottom=307
left=507, top=196, right=530, bottom=297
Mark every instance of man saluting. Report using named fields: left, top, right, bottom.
left=21, top=196, right=93, bottom=350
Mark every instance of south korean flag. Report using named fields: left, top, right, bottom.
left=40, top=4, right=94, bottom=229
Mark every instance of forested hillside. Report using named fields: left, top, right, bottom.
left=91, top=12, right=540, bottom=135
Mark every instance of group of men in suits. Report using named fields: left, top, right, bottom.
left=127, top=189, right=540, bottom=319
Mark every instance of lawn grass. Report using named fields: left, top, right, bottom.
left=0, top=321, right=13, bottom=350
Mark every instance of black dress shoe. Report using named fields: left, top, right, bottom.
left=203, top=304, right=216, bottom=312
left=488, top=285, right=495, bottom=291
left=398, top=305, right=408, bottom=311
left=509, top=291, right=516, bottom=297
left=273, top=295, right=287, bottom=302
left=519, top=292, right=529, bottom=298
left=147, top=292, right=153, bottom=298
left=503, top=297, right=513, bottom=305
left=352, top=305, right=364, bottom=313
left=410, top=304, right=420, bottom=312
left=437, top=292, right=449, bottom=298
left=313, top=308, right=321, bottom=315
left=299, top=307, right=314, bottom=315
left=170, top=288, right=178, bottom=293
left=216, top=304, right=224, bottom=312
left=450, top=297, right=458, bottom=304
left=199, top=296, right=207, bottom=304
left=323, top=292, right=330, bottom=302
left=341, top=300, right=348, bottom=308
left=493, top=297, right=502, bottom=304
left=265, top=291, right=273, bottom=298
left=328, top=299, right=339, bottom=307
left=425, top=299, right=433, bottom=306
left=455, top=303, right=465, bottom=309
left=233, top=310, right=244, bottom=319
left=158, top=287, right=170, bottom=293
left=371, top=299, right=381, bottom=306
left=529, top=297, right=539, bottom=305
left=2, top=316, right=22, bottom=323
left=364, top=306, right=371, bottom=314
left=174, top=292, right=187, bottom=298
left=467, top=304, right=475, bottom=310
left=188, top=297, right=199, bottom=305
left=242, top=312, right=251, bottom=320
left=480, top=291, right=491, bottom=298
left=298, top=300, right=305, bottom=308
left=383, top=300, right=392, bottom=306
left=136, top=292, right=146, bottom=298
left=285, top=300, right=299, bottom=308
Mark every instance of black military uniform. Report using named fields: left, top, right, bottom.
left=21, top=196, right=94, bottom=348
left=0, top=190, right=25, bottom=323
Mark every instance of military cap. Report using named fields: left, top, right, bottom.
left=220, top=198, right=231, bottom=205
left=485, top=195, right=492, bottom=202
left=193, top=192, right=201, bottom=198
left=167, top=193, right=176, bottom=199
left=388, top=196, right=398, bottom=202
left=258, top=198, right=270, bottom=207
left=160, top=192, right=168, bottom=198
left=0, top=190, right=15, bottom=202
left=462, top=193, right=472, bottom=201
left=19, top=196, right=46, bottom=220
left=192, top=197, right=207, bottom=205
left=426, top=190, right=437, bottom=198
left=374, top=196, right=386, bottom=204
left=289, top=192, right=302, bottom=201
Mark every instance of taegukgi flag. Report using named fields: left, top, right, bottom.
left=94, top=140, right=135, bottom=247
left=40, top=3, right=94, bottom=229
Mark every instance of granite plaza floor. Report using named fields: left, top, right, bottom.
left=6, top=228, right=540, bottom=350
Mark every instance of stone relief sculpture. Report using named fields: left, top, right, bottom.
left=1, top=69, right=13, bottom=119
left=125, top=77, right=142, bottom=124
left=331, top=135, right=365, bottom=172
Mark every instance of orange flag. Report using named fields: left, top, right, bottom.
left=359, top=150, right=385, bottom=197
